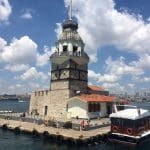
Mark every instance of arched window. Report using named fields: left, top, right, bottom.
left=56, top=65, right=59, bottom=70
left=63, top=45, right=67, bottom=52
left=66, top=104, right=68, bottom=111
left=73, top=46, right=78, bottom=53
left=44, top=106, right=48, bottom=116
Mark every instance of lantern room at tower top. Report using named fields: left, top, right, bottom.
left=50, top=14, right=89, bottom=65
left=50, top=0, right=89, bottom=93
left=50, top=0, right=89, bottom=66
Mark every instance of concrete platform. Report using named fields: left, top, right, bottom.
left=0, top=117, right=110, bottom=145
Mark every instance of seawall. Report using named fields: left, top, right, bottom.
left=0, top=118, right=110, bottom=146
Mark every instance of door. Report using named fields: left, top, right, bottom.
left=44, top=106, right=48, bottom=116
left=107, top=104, right=112, bottom=115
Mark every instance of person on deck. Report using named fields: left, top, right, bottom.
left=98, top=112, right=101, bottom=120
left=80, top=120, right=85, bottom=130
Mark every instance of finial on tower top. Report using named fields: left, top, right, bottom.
left=68, top=0, right=72, bottom=20
left=63, top=0, right=78, bottom=30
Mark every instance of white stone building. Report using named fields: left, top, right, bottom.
left=67, top=86, right=115, bottom=119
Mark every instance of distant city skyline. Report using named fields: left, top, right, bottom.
left=0, top=0, right=150, bottom=94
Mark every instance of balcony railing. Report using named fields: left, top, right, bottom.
left=51, top=51, right=89, bottom=58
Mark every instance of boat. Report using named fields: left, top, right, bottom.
left=18, top=97, right=29, bottom=102
left=108, top=106, right=150, bottom=146
left=0, top=97, right=18, bottom=101
left=18, top=100, right=25, bottom=102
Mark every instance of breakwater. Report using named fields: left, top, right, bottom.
left=0, top=118, right=110, bottom=146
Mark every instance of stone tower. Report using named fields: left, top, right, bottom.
left=29, top=0, right=89, bottom=120
left=50, top=5, right=89, bottom=94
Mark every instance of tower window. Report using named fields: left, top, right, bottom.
left=63, top=46, right=68, bottom=52
left=73, top=46, right=78, bottom=53
left=66, top=104, right=68, bottom=111
left=56, top=65, right=59, bottom=70
left=44, top=106, right=48, bottom=116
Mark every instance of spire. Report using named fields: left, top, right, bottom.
left=62, top=0, right=78, bottom=30
left=68, top=0, right=72, bottom=20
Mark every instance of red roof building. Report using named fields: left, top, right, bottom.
left=88, top=85, right=104, bottom=91
left=67, top=86, right=118, bottom=119
left=79, top=94, right=115, bottom=102
left=87, top=85, right=109, bottom=95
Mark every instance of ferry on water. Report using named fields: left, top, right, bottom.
left=108, top=106, right=150, bottom=146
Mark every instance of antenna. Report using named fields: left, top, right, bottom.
left=68, top=0, right=72, bottom=20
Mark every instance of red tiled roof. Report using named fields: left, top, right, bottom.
left=79, top=94, right=115, bottom=102
left=88, top=85, right=105, bottom=91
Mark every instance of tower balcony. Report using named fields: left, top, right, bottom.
left=50, top=51, right=89, bottom=65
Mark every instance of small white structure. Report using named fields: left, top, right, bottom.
left=67, top=93, right=116, bottom=119
left=110, top=108, right=150, bottom=120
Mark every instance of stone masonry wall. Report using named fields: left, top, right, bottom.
left=29, top=89, right=75, bottom=120
left=48, top=89, right=71, bottom=120
left=29, top=90, right=50, bottom=116
left=50, top=81, right=69, bottom=90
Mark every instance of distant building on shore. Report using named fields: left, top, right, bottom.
left=0, top=94, right=30, bottom=101
left=29, top=1, right=118, bottom=120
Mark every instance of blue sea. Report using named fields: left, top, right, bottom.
left=0, top=100, right=150, bottom=150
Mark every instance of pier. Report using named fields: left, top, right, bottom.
left=0, top=116, right=110, bottom=146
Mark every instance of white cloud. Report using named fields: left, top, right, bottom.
left=134, top=76, right=150, bottom=83
left=1, top=36, right=37, bottom=64
left=88, top=70, right=120, bottom=83
left=16, top=84, right=21, bottom=87
left=0, top=36, right=54, bottom=74
left=105, top=56, right=144, bottom=76
left=97, top=74, right=119, bottom=83
left=128, top=83, right=135, bottom=88
left=143, top=77, right=150, bottom=82
left=0, top=37, right=7, bottom=50
left=21, top=9, right=32, bottom=19
left=147, top=17, right=150, bottom=22
left=132, top=54, right=150, bottom=70
left=55, top=23, right=62, bottom=39
left=102, top=82, right=125, bottom=92
left=88, top=55, right=147, bottom=92
left=0, top=36, right=38, bottom=71
left=8, top=82, right=41, bottom=94
left=0, top=0, right=12, bottom=23
left=0, top=75, right=49, bottom=94
left=88, top=69, right=124, bottom=91
left=64, top=0, right=150, bottom=62
left=36, top=52, right=48, bottom=67
left=5, top=64, right=29, bottom=72
left=36, top=46, right=55, bottom=67
left=20, top=67, right=48, bottom=81
left=0, top=36, right=56, bottom=72
left=88, top=70, right=100, bottom=79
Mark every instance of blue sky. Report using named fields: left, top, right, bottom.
left=0, top=0, right=150, bottom=94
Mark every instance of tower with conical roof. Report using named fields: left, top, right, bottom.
left=50, top=0, right=89, bottom=93
left=29, top=0, right=89, bottom=120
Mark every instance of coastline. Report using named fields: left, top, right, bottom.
left=0, top=117, right=110, bottom=146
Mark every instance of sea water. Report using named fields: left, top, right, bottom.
left=0, top=100, right=150, bottom=150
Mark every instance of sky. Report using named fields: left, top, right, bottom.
left=0, top=0, right=150, bottom=94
